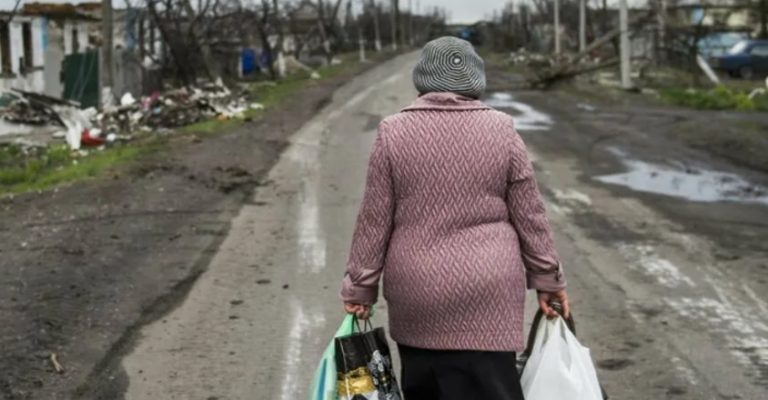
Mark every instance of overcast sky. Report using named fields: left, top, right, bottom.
left=0, top=0, right=502, bottom=23
left=0, top=0, right=642, bottom=24
left=418, top=0, right=500, bottom=24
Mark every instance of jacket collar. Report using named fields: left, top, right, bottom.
left=402, top=92, right=491, bottom=112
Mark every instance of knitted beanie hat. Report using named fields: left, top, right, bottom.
left=412, top=36, right=486, bottom=99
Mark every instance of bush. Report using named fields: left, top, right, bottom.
left=753, top=92, right=768, bottom=111
left=660, top=85, right=768, bottom=112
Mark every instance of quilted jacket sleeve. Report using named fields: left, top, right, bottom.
left=340, top=124, right=395, bottom=305
left=505, top=126, right=566, bottom=292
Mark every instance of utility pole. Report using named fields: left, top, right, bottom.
left=371, top=0, right=382, bottom=51
left=579, top=0, right=586, bottom=52
left=358, top=3, right=366, bottom=62
left=656, top=0, right=667, bottom=62
left=554, top=0, right=561, bottom=54
left=181, top=0, right=218, bottom=80
left=760, top=0, right=767, bottom=39
left=101, top=0, right=114, bottom=106
left=619, top=0, right=632, bottom=89
left=358, top=26, right=366, bottom=61
left=391, top=0, right=398, bottom=50
left=398, top=0, right=405, bottom=47
left=408, top=0, right=414, bottom=46
left=416, top=0, right=420, bottom=44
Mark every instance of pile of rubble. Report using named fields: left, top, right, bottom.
left=0, top=81, right=263, bottom=150
left=509, top=49, right=557, bottom=69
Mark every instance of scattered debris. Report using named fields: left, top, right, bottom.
left=1, top=90, right=72, bottom=126
left=1, top=81, right=257, bottom=150
left=747, top=77, right=768, bottom=99
left=120, top=93, right=137, bottom=107
left=696, top=55, right=721, bottom=85
left=50, top=353, right=65, bottom=374
left=509, top=49, right=556, bottom=69
left=80, top=129, right=105, bottom=147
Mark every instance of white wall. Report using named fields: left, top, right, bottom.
left=63, top=20, right=91, bottom=55
left=0, top=16, right=46, bottom=92
left=34, top=18, right=45, bottom=67
left=9, top=20, right=23, bottom=74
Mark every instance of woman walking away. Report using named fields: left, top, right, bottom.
left=340, top=36, right=569, bottom=400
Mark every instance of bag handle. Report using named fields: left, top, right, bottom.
left=519, top=303, right=609, bottom=400
left=521, top=301, right=576, bottom=360
left=352, top=316, right=374, bottom=333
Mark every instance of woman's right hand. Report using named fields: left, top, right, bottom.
left=537, top=289, right=570, bottom=319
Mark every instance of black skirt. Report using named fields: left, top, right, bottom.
left=398, top=344, right=525, bottom=400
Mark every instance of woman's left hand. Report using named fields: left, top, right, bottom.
left=344, top=302, right=371, bottom=319
left=537, top=289, right=570, bottom=319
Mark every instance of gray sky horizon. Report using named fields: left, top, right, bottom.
left=0, top=0, right=642, bottom=24
left=0, top=0, right=504, bottom=24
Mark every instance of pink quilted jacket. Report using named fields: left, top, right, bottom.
left=340, top=92, right=565, bottom=352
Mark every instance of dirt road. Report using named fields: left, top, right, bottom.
left=119, top=53, right=768, bottom=399
left=5, top=53, right=768, bottom=399
left=0, top=58, right=384, bottom=399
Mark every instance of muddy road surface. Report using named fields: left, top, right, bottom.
left=0, top=58, right=387, bottom=399
left=5, top=53, right=768, bottom=399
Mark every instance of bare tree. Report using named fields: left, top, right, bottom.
left=254, top=0, right=288, bottom=79
left=390, top=0, right=399, bottom=50
left=145, top=0, right=225, bottom=84
left=181, top=0, right=220, bottom=80
left=286, top=2, right=317, bottom=60
left=316, top=0, right=345, bottom=63
left=371, top=0, right=382, bottom=51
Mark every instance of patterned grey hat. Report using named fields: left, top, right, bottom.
left=412, top=36, right=486, bottom=99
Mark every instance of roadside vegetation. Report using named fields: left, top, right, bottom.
left=660, top=85, right=768, bottom=112
left=0, top=52, right=393, bottom=196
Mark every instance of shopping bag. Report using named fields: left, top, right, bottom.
left=517, top=305, right=577, bottom=375
left=520, top=314, right=606, bottom=400
left=309, top=314, right=356, bottom=400
left=334, top=319, right=402, bottom=400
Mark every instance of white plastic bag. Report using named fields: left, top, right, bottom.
left=520, top=316, right=603, bottom=400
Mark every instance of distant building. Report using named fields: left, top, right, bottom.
left=673, top=0, right=759, bottom=33
left=0, top=2, right=163, bottom=105
left=0, top=6, right=96, bottom=95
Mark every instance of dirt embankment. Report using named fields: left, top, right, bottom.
left=0, top=59, right=383, bottom=400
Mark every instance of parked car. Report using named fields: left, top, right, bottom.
left=698, top=32, right=750, bottom=58
left=710, top=40, right=768, bottom=79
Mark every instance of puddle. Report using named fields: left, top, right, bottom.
left=485, top=92, right=553, bottom=131
left=595, top=150, right=768, bottom=205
